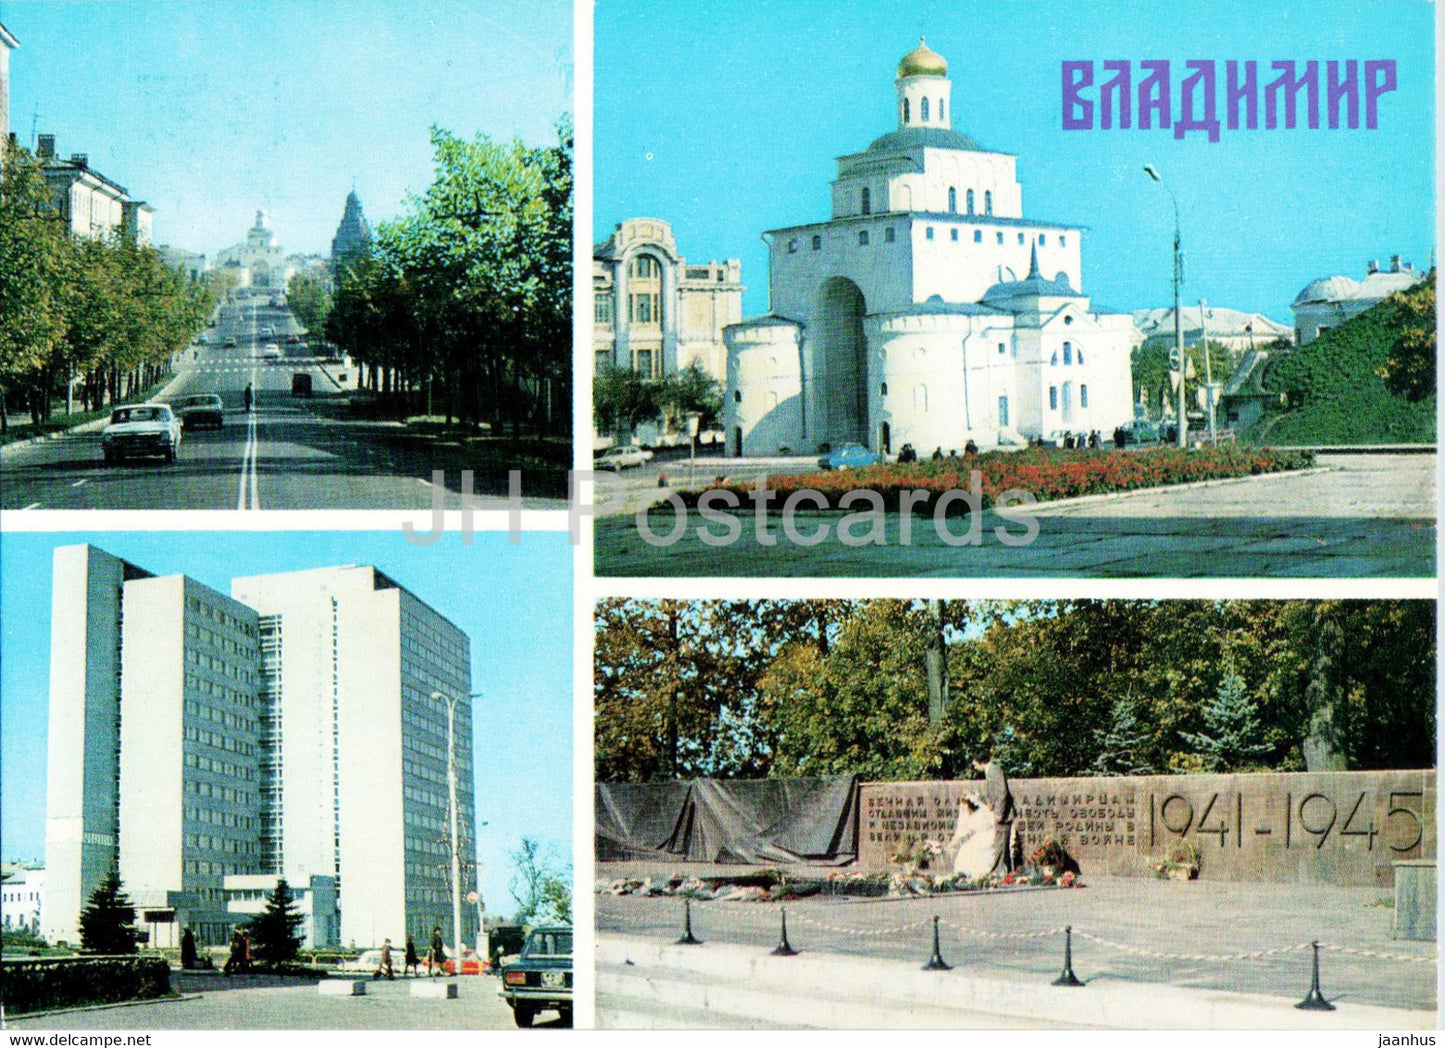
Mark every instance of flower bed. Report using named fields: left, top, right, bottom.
left=597, top=867, right=1082, bottom=902
left=667, top=445, right=1315, bottom=515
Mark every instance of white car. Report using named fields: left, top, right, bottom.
left=261, top=343, right=283, bottom=363
left=595, top=445, right=654, bottom=470
left=101, top=404, right=182, bottom=464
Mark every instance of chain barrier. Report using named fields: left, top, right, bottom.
left=600, top=892, right=1438, bottom=985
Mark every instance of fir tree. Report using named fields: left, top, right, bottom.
left=78, top=868, right=142, bottom=954
left=244, top=879, right=306, bottom=967
left=1091, top=694, right=1154, bottom=776
left=1179, top=664, right=1271, bottom=772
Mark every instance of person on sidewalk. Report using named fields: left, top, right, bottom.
left=428, top=925, right=446, bottom=977
left=403, top=933, right=421, bottom=977
left=374, top=937, right=395, bottom=980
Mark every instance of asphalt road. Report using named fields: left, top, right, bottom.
left=2, top=298, right=564, bottom=510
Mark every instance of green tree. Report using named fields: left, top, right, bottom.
left=243, top=879, right=306, bottom=967
left=78, top=868, right=142, bottom=954
left=1378, top=277, right=1436, bottom=402
left=286, top=272, right=333, bottom=344
left=508, top=838, right=571, bottom=925
left=592, top=365, right=659, bottom=440
left=0, top=140, right=71, bottom=429
left=1091, top=694, right=1154, bottom=776
left=1176, top=662, right=1271, bottom=772
left=655, top=363, right=724, bottom=433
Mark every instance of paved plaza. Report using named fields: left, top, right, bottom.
left=596, top=872, right=1437, bottom=1027
left=3, top=972, right=541, bottom=1030
left=595, top=452, right=1437, bottom=577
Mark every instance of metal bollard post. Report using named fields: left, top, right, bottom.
left=1295, top=941, right=1335, bottom=1011
left=1052, top=925, right=1085, bottom=986
left=922, top=915, right=952, bottom=971
left=675, top=898, right=703, bottom=945
left=771, top=906, right=798, bottom=956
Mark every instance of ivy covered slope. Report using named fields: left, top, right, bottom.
left=1261, top=275, right=1436, bottom=445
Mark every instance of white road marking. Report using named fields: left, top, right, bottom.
left=70, top=479, right=88, bottom=488
left=236, top=362, right=263, bottom=510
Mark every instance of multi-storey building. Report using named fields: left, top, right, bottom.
left=35, top=134, right=152, bottom=244
left=593, top=217, right=743, bottom=382
left=41, top=547, right=477, bottom=950
left=1, top=22, right=17, bottom=146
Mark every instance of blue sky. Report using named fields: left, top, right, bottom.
left=2, top=0, right=572, bottom=256
left=0, top=530, right=573, bottom=923
left=595, top=0, right=1435, bottom=322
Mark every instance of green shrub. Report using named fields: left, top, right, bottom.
left=1, top=955, right=171, bottom=1015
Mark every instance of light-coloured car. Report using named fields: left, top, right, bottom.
left=101, top=404, right=182, bottom=463
left=595, top=445, right=654, bottom=470
left=261, top=343, right=283, bottom=363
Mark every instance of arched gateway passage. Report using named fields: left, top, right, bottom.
left=818, top=278, right=869, bottom=447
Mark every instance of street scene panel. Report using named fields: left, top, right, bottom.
left=593, top=598, right=1437, bottom=1028
left=1, top=531, right=573, bottom=1028
left=0, top=1, right=571, bottom=510
left=591, top=1, right=1436, bottom=577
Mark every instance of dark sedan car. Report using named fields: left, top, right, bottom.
left=171, top=393, right=225, bottom=430
left=499, top=926, right=572, bottom=1028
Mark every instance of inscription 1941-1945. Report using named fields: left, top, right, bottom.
left=858, top=772, right=1434, bottom=886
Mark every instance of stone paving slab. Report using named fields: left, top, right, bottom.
left=595, top=874, right=1436, bottom=1013
left=3, top=973, right=534, bottom=1030
left=596, top=454, right=1436, bottom=578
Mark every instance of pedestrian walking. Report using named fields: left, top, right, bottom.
left=243, top=383, right=254, bottom=412
left=181, top=927, right=197, bottom=970
left=403, top=933, right=421, bottom=977
left=373, top=937, right=395, bottom=980
left=428, top=925, right=446, bottom=977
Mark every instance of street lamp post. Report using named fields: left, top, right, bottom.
left=1199, top=299, right=1217, bottom=445
left=433, top=690, right=464, bottom=980
left=1144, top=165, right=1187, bottom=448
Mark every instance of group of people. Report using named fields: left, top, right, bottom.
left=374, top=926, right=450, bottom=980
left=222, top=928, right=252, bottom=975
left=895, top=439, right=979, bottom=464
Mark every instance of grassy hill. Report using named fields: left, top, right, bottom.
left=1255, top=276, right=1435, bottom=445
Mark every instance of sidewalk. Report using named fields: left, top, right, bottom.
left=596, top=874, right=1436, bottom=1026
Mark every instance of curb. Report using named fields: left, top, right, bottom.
left=3, top=992, right=202, bottom=1021
left=597, top=934, right=1436, bottom=1030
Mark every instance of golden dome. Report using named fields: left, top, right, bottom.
left=897, top=38, right=947, bottom=78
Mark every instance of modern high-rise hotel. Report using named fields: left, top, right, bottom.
left=41, top=545, right=478, bottom=949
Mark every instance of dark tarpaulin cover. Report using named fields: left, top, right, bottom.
left=595, top=775, right=859, bottom=865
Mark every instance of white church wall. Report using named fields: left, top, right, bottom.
left=725, top=322, right=805, bottom=456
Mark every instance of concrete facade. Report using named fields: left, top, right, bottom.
left=725, top=40, right=1134, bottom=457
left=593, top=217, right=743, bottom=381
left=1291, top=256, right=1425, bottom=343
left=41, top=547, right=477, bottom=951
left=230, top=565, right=477, bottom=950
left=860, top=770, right=1436, bottom=887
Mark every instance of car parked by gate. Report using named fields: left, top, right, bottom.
left=816, top=442, right=879, bottom=470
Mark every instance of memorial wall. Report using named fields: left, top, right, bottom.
left=859, top=770, right=1435, bottom=886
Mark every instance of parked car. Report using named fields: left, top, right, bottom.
left=1118, top=419, right=1161, bottom=446
left=101, top=404, right=182, bottom=463
left=817, top=442, right=880, bottom=470
left=499, top=926, right=571, bottom=1028
left=171, top=393, right=225, bottom=430
left=197, top=333, right=210, bottom=345
left=441, top=947, right=487, bottom=976
left=223, top=336, right=238, bottom=348
left=595, top=444, right=654, bottom=470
